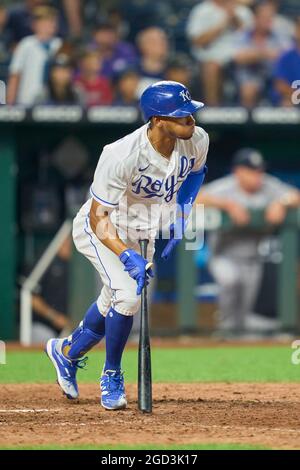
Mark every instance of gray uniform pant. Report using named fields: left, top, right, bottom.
left=209, top=256, right=263, bottom=331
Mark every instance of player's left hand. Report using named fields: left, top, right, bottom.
left=161, top=216, right=186, bottom=260
left=120, top=249, right=154, bottom=295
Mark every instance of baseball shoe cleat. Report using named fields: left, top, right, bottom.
left=45, top=338, right=87, bottom=400
left=100, top=369, right=127, bottom=410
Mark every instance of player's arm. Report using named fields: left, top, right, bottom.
left=161, top=166, right=207, bottom=260
left=89, top=198, right=128, bottom=256
left=162, top=129, right=209, bottom=260
left=89, top=198, right=154, bottom=295
left=178, top=166, right=208, bottom=213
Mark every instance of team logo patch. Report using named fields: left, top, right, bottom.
left=179, top=90, right=191, bottom=102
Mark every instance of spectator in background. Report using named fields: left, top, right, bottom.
left=5, top=0, right=46, bottom=47
left=164, top=54, right=193, bottom=88
left=186, top=0, right=253, bottom=106
left=4, top=0, right=73, bottom=45
left=233, top=1, right=290, bottom=108
left=119, top=0, right=169, bottom=41
left=197, top=148, right=300, bottom=335
left=105, top=7, right=130, bottom=41
left=7, top=6, right=62, bottom=106
left=31, top=236, right=72, bottom=344
left=273, top=17, right=300, bottom=106
left=35, top=54, right=83, bottom=105
left=92, top=21, right=137, bottom=78
left=267, top=0, right=295, bottom=43
left=136, top=27, right=169, bottom=96
left=74, top=47, right=113, bottom=107
left=0, top=5, right=10, bottom=82
left=113, top=67, right=140, bottom=106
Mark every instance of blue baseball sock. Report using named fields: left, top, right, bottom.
left=104, top=308, right=134, bottom=372
left=62, top=302, right=105, bottom=360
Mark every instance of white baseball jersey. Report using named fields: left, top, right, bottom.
left=73, top=123, right=209, bottom=316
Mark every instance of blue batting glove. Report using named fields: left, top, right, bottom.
left=162, top=205, right=192, bottom=260
left=119, top=249, right=154, bottom=295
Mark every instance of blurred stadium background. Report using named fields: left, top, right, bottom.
left=0, top=0, right=300, bottom=345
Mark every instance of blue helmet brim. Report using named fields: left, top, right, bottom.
left=160, top=100, right=205, bottom=118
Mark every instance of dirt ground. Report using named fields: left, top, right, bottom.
left=1, top=383, right=300, bottom=449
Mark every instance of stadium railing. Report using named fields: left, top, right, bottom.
left=20, top=220, right=72, bottom=346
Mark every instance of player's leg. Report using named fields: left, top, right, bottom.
left=46, top=213, right=110, bottom=399
left=99, top=273, right=141, bottom=410
left=46, top=299, right=107, bottom=399
left=98, top=237, right=154, bottom=410
left=73, top=213, right=139, bottom=409
left=71, top=214, right=143, bottom=408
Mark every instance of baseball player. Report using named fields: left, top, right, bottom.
left=46, top=81, right=209, bottom=410
left=198, top=149, right=300, bottom=334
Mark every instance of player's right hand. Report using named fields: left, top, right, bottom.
left=119, top=249, right=154, bottom=295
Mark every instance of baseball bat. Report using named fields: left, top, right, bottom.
left=138, top=239, right=152, bottom=413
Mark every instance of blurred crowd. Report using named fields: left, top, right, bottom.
left=0, top=0, right=299, bottom=108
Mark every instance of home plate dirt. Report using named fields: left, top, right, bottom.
left=1, top=383, right=300, bottom=449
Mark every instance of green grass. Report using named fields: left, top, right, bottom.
left=0, top=346, right=299, bottom=383
left=0, top=443, right=269, bottom=450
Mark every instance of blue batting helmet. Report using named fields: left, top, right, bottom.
left=140, top=81, right=204, bottom=122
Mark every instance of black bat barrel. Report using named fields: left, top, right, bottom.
left=138, top=239, right=152, bottom=413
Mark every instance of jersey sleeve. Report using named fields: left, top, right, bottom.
left=191, top=127, right=209, bottom=174
left=90, top=147, right=129, bottom=207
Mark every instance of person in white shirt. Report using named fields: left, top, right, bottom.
left=186, top=0, right=253, bottom=105
left=234, top=1, right=291, bottom=108
left=7, top=5, right=62, bottom=106
left=45, top=80, right=209, bottom=410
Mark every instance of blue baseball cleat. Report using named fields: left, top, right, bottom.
left=45, top=338, right=87, bottom=400
left=100, top=369, right=127, bottom=410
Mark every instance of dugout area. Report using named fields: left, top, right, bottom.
left=1, top=108, right=300, bottom=340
